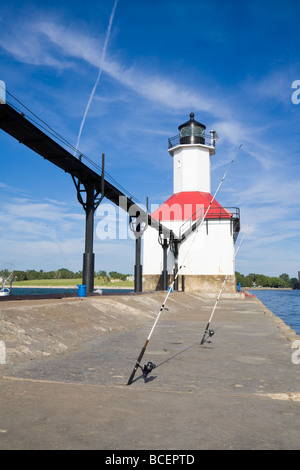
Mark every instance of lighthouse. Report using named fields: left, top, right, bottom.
left=142, top=113, right=240, bottom=293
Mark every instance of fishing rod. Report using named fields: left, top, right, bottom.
left=200, top=226, right=248, bottom=345
left=127, top=145, right=243, bottom=385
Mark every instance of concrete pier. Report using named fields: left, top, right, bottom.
left=0, top=292, right=299, bottom=450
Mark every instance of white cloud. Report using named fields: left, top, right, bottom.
left=1, top=18, right=226, bottom=118
left=236, top=174, right=300, bottom=208
left=246, top=69, right=293, bottom=105
left=3, top=198, right=83, bottom=222
left=27, top=19, right=288, bottom=176
left=36, top=20, right=219, bottom=114
left=1, top=16, right=287, bottom=175
left=0, top=194, right=135, bottom=272
left=0, top=27, right=73, bottom=69
left=0, top=197, right=84, bottom=242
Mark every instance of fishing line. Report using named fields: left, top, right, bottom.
left=200, top=225, right=249, bottom=345
left=74, top=0, right=118, bottom=155
left=127, top=144, right=243, bottom=385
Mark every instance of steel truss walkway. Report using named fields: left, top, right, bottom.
left=0, top=101, right=177, bottom=293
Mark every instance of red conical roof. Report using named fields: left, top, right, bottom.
left=151, top=191, right=232, bottom=222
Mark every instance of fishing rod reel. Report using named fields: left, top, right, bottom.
left=208, top=329, right=215, bottom=338
left=139, top=361, right=156, bottom=382
left=201, top=328, right=215, bottom=345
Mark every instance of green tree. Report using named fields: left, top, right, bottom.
left=270, top=277, right=286, bottom=288
left=96, top=270, right=109, bottom=283
left=109, top=271, right=127, bottom=281
left=290, top=278, right=300, bottom=289
left=279, top=273, right=290, bottom=283
left=13, top=270, right=26, bottom=281
left=57, top=268, right=75, bottom=279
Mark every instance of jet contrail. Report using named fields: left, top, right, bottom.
left=74, top=0, right=118, bottom=155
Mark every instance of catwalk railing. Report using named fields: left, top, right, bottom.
left=180, top=206, right=240, bottom=242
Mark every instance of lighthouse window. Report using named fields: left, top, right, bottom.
left=180, top=125, right=205, bottom=138
left=177, top=159, right=181, bottom=168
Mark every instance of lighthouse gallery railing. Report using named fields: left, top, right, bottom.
left=179, top=206, right=240, bottom=242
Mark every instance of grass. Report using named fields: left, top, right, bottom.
left=13, top=278, right=134, bottom=288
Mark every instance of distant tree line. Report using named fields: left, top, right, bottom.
left=95, top=270, right=130, bottom=282
left=10, top=268, right=299, bottom=288
left=236, top=272, right=300, bottom=289
left=12, top=268, right=131, bottom=282
left=13, top=268, right=82, bottom=281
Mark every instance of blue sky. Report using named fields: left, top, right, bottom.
left=0, top=0, right=300, bottom=277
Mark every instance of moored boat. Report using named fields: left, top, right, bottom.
left=0, top=264, right=16, bottom=296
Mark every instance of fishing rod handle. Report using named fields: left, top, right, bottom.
left=127, top=340, right=149, bottom=385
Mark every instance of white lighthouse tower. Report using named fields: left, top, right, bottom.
left=142, top=113, right=240, bottom=293
left=172, top=113, right=212, bottom=194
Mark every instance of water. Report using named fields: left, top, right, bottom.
left=249, top=289, right=300, bottom=335
left=11, top=287, right=133, bottom=296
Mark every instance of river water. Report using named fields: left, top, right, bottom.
left=249, top=289, right=300, bottom=335
left=11, top=287, right=133, bottom=296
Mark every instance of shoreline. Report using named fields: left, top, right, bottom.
left=246, top=287, right=293, bottom=291
left=12, top=285, right=133, bottom=290
left=253, top=296, right=299, bottom=339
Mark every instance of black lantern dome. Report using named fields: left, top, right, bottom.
left=178, top=113, right=206, bottom=145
